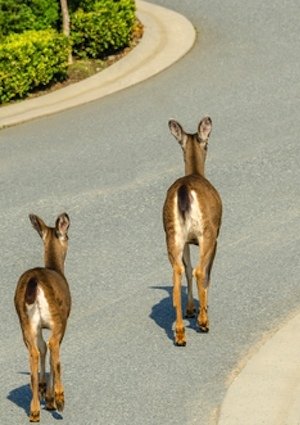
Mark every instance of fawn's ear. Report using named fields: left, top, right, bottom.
left=55, top=213, right=70, bottom=240
left=168, top=120, right=187, bottom=147
left=198, top=116, right=212, bottom=141
left=29, top=214, right=47, bottom=239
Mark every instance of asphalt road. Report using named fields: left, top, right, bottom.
left=1, top=0, right=300, bottom=424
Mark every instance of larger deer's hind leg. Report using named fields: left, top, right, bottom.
left=26, top=338, right=40, bottom=422
left=182, top=244, right=195, bottom=318
left=45, top=354, right=55, bottom=410
left=48, top=332, right=65, bottom=412
left=166, top=228, right=186, bottom=345
left=172, top=260, right=186, bottom=346
left=194, top=236, right=217, bottom=332
left=37, top=330, right=47, bottom=400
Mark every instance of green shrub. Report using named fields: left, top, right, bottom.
left=71, top=0, right=136, bottom=58
left=69, top=0, right=94, bottom=13
left=69, top=0, right=134, bottom=13
left=0, top=0, right=59, bottom=38
left=0, top=29, right=69, bottom=103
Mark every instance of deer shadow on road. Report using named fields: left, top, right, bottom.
left=149, top=285, right=199, bottom=343
left=7, top=372, right=63, bottom=420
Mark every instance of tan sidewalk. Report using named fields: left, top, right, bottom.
left=0, top=0, right=196, bottom=129
left=217, top=311, right=300, bottom=425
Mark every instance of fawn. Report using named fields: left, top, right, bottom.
left=163, top=117, right=222, bottom=346
left=14, top=213, right=71, bottom=422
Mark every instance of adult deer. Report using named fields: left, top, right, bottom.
left=163, top=117, right=222, bottom=346
left=14, top=213, right=71, bottom=422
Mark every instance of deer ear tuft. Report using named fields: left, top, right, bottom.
left=56, top=213, right=70, bottom=239
left=198, top=116, right=212, bottom=141
left=168, top=120, right=186, bottom=144
left=29, top=214, right=46, bottom=239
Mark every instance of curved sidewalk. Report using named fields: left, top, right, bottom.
left=218, top=311, right=300, bottom=425
left=0, top=1, right=196, bottom=129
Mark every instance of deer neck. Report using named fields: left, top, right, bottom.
left=44, top=245, right=65, bottom=275
left=184, top=140, right=206, bottom=176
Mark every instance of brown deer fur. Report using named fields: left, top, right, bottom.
left=14, top=213, right=71, bottom=422
left=163, top=117, right=222, bottom=346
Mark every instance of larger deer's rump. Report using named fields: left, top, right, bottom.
left=24, top=276, right=38, bottom=305
left=164, top=174, right=221, bottom=237
left=177, top=184, right=191, bottom=219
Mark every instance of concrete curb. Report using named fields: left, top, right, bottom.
left=217, top=311, right=300, bottom=425
left=0, top=1, right=196, bottom=129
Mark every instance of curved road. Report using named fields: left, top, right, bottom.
left=1, top=0, right=299, bottom=424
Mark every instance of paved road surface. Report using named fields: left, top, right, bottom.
left=1, top=0, right=299, bottom=424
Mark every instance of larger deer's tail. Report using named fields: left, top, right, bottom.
left=177, top=184, right=191, bottom=219
left=25, top=277, right=38, bottom=305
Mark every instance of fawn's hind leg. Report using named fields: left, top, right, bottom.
left=183, top=244, right=195, bottom=318
left=194, top=237, right=217, bottom=332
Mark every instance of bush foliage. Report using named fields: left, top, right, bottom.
left=0, top=30, right=69, bottom=103
left=71, top=0, right=136, bottom=58
left=0, top=0, right=137, bottom=103
left=0, top=0, right=59, bottom=38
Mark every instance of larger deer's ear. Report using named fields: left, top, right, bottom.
left=55, top=213, right=70, bottom=240
left=29, top=214, right=47, bottom=239
left=168, top=120, right=186, bottom=146
left=198, top=116, right=212, bottom=141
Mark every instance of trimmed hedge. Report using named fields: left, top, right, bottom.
left=0, top=30, right=69, bottom=103
left=71, top=0, right=136, bottom=58
left=0, top=0, right=138, bottom=103
left=69, top=0, right=96, bottom=13
left=0, top=0, right=59, bottom=38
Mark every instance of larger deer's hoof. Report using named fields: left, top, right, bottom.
left=175, top=329, right=186, bottom=346
left=45, top=396, right=56, bottom=411
left=198, top=325, right=209, bottom=333
left=175, top=339, right=186, bottom=347
left=175, top=339, right=187, bottom=346
left=55, top=392, right=65, bottom=412
left=39, top=382, right=47, bottom=399
left=197, top=315, right=209, bottom=333
left=29, top=410, right=40, bottom=422
left=185, top=309, right=196, bottom=319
